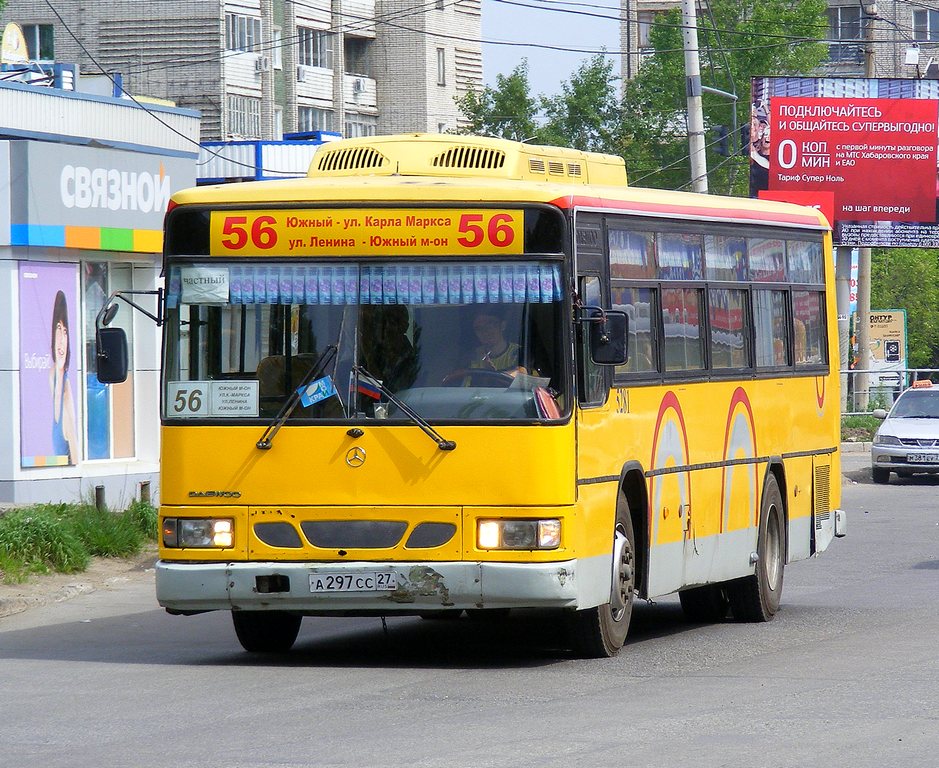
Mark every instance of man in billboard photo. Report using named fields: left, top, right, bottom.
left=749, top=101, right=771, bottom=194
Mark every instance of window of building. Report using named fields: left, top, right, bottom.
left=227, top=94, right=262, bottom=138
left=272, top=27, right=283, bottom=69
left=83, top=263, right=135, bottom=460
left=345, top=37, right=371, bottom=77
left=828, top=5, right=862, bottom=39
left=345, top=113, right=378, bottom=138
left=22, top=23, right=54, bottom=60
left=827, top=6, right=863, bottom=62
left=637, top=11, right=655, bottom=48
left=298, top=27, right=333, bottom=68
left=913, top=9, right=939, bottom=41
left=226, top=13, right=262, bottom=52
left=298, top=106, right=335, bottom=132
left=437, top=48, right=446, bottom=86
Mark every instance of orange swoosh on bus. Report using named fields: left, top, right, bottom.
left=720, top=387, right=759, bottom=533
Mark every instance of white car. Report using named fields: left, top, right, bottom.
left=871, top=381, right=939, bottom=484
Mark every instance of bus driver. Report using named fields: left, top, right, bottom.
left=468, top=308, right=526, bottom=377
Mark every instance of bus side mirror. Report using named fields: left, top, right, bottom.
left=589, top=309, right=629, bottom=366
left=96, top=327, right=128, bottom=384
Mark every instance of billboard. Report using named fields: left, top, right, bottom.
left=867, top=310, right=907, bottom=388
left=750, top=77, right=939, bottom=248
left=18, top=262, right=82, bottom=467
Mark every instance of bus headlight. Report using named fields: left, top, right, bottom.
left=162, top=518, right=234, bottom=548
left=477, top=519, right=560, bottom=550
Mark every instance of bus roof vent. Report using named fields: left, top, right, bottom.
left=432, top=145, right=506, bottom=170
left=313, top=145, right=389, bottom=174
left=305, top=134, right=627, bottom=185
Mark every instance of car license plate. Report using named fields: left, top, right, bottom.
left=309, top=571, right=397, bottom=593
left=907, top=453, right=937, bottom=464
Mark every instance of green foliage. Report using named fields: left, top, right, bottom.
left=0, top=509, right=89, bottom=580
left=841, top=414, right=880, bottom=442
left=454, top=61, right=540, bottom=141
left=538, top=56, right=624, bottom=154
left=871, top=249, right=939, bottom=369
left=621, top=0, right=828, bottom=192
left=0, top=499, right=157, bottom=584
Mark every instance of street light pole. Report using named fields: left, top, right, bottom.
left=855, top=1, right=877, bottom=409
left=682, top=0, right=708, bottom=193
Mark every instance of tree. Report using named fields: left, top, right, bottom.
left=539, top=55, right=624, bottom=154
left=871, top=249, right=939, bottom=369
left=456, top=56, right=626, bottom=155
left=454, top=61, right=539, bottom=142
left=621, top=0, right=828, bottom=192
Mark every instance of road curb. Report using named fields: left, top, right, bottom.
left=841, top=441, right=872, bottom=453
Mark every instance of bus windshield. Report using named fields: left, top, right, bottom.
left=162, top=259, right=569, bottom=423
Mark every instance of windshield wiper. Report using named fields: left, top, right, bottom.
left=256, top=345, right=337, bottom=450
left=352, top=365, right=456, bottom=451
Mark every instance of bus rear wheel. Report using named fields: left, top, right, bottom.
left=568, top=499, right=635, bottom=658
left=728, top=474, right=785, bottom=622
left=232, top=611, right=302, bottom=653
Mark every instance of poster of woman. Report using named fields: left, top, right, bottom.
left=18, top=263, right=81, bottom=467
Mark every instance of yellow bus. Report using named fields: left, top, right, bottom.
left=97, top=133, right=846, bottom=657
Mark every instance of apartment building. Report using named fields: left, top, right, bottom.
left=620, top=0, right=939, bottom=81
left=1, top=0, right=482, bottom=141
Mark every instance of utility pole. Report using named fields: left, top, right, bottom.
left=855, top=1, right=877, bottom=409
left=682, top=0, right=708, bottom=193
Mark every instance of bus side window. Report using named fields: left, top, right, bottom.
left=578, top=275, right=607, bottom=405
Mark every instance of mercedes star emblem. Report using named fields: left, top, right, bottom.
left=345, top=446, right=366, bottom=467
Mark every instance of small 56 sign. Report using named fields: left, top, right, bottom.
left=167, top=382, right=209, bottom=417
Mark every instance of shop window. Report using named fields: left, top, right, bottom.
left=83, top=263, right=135, bottom=460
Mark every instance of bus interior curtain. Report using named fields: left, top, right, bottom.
left=168, top=263, right=562, bottom=306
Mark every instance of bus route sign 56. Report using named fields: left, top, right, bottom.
left=208, top=208, right=524, bottom=257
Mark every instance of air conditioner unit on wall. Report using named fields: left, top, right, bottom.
left=297, top=66, right=307, bottom=83
left=353, top=78, right=365, bottom=94
left=255, top=56, right=271, bottom=72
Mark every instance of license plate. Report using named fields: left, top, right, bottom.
left=907, top=453, right=938, bottom=464
left=309, top=571, right=397, bottom=593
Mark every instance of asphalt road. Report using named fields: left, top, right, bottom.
left=1, top=452, right=937, bottom=768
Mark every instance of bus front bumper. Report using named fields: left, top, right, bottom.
left=155, top=558, right=604, bottom=614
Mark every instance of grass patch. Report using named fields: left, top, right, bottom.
left=0, top=500, right=157, bottom=584
left=842, top=414, right=881, bottom=442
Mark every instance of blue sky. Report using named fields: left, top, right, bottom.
left=481, top=0, right=622, bottom=98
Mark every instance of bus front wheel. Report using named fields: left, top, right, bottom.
left=728, top=474, right=785, bottom=622
left=568, top=499, right=635, bottom=658
left=232, top=611, right=302, bottom=653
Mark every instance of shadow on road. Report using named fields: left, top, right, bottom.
left=0, top=599, right=705, bottom=669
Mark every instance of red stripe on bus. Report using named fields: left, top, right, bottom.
left=552, top=195, right=824, bottom=228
